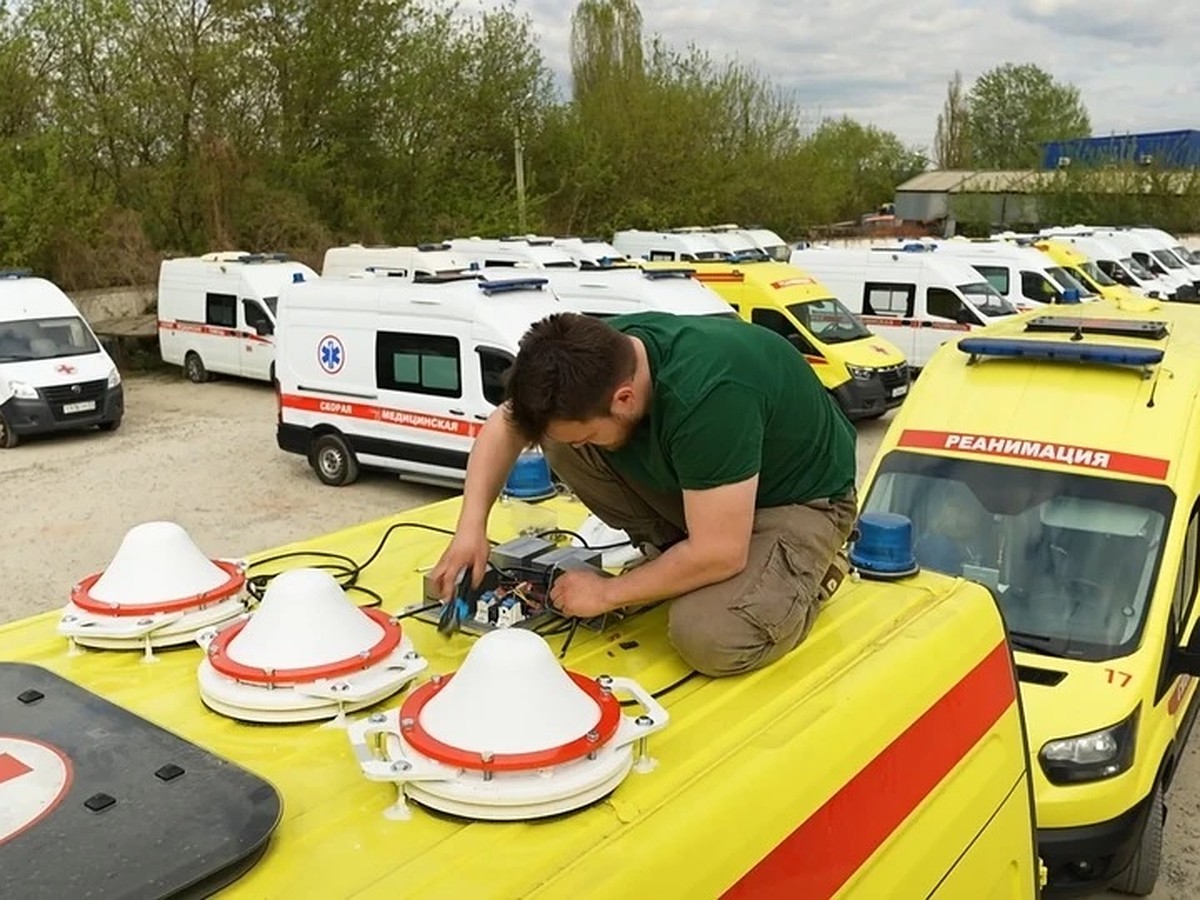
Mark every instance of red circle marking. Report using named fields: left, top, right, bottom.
left=0, top=736, right=74, bottom=847
left=400, top=671, right=622, bottom=772
left=207, top=607, right=402, bottom=685
left=70, top=559, right=245, bottom=617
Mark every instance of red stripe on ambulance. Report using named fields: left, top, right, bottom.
left=158, top=319, right=272, bottom=344
left=280, top=393, right=481, bottom=438
left=724, top=640, right=1016, bottom=899
left=899, top=429, right=1170, bottom=480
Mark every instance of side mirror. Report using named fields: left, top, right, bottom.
left=254, top=321, right=271, bottom=337
left=955, top=307, right=976, bottom=326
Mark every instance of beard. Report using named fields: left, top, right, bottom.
left=598, top=410, right=641, bottom=450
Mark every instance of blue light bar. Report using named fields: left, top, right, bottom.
left=958, top=337, right=1164, bottom=366
left=643, top=267, right=695, bottom=279
left=477, top=277, right=550, bottom=295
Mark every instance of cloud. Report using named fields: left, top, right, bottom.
left=486, top=0, right=1200, bottom=151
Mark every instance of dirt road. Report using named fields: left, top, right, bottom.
left=2, top=372, right=1199, bottom=897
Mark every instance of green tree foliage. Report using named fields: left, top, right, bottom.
left=0, top=0, right=930, bottom=288
left=966, top=63, right=1090, bottom=169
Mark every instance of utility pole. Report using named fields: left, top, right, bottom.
left=514, top=126, right=527, bottom=234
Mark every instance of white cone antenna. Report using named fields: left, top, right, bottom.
left=196, top=567, right=427, bottom=725
left=347, top=629, right=670, bottom=821
left=57, top=521, right=248, bottom=655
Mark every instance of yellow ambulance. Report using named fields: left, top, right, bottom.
left=0, top=491, right=1045, bottom=896
left=1032, top=238, right=1145, bottom=305
left=642, top=258, right=912, bottom=421
left=858, top=293, right=1200, bottom=896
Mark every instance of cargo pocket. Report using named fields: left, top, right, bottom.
left=730, top=538, right=816, bottom=646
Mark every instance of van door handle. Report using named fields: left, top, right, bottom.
left=449, top=408, right=465, bottom=416
left=473, top=414, right=488, bottom=421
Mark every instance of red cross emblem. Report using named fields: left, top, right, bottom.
left=55, top=364, right=76, bottom=375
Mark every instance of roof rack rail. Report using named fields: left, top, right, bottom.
left=414, top=271, right=479, bottom=284
left=477, top=277, right=549, bottom=295
left=958, top=337, right=1164, bottom=368
left=0, top=268, right=33, bottom=279
left=416, top=242, right=452, bottom=252
left=1024, top=315, right=1169, bottom=341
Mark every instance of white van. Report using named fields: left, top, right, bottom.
left=789, top=245, right=1018, bottom=370
left=475, top=263, right=739, bottom=319
left=932, top=239, right=1094, bottom=310
left=443, top=237, right=580, bottom=270
left=0, top=270, right=124, bottom=447
left=1038, top=231, right=1176, bottom=299
left=321, top=243, right=467, bottom=280
left=611, top=229, right=731, bottom=263
left=158, top=251, right=318, bottom=383
left=1089, top=229, right=1198, bottom=299
left=550, top=237, right=628, bottom=268
left=709, top=224, right=791, bottom=261
left=274, top=274, right=564, bottom=487
left=1124, top=227, right=1200, bottom=292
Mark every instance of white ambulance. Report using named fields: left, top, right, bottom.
left=443, top=237, right=580, bottom=270
left=611, top=229, right=731, bottom=263
left=1038, top=229, right=1177, bottom=300
left=930, top=239, right=1095, bottom=310
left=321, top=243, right=468, bottom=280
left=0, top=270, right=124, bottom=448
left=157, top=251, right=318, bottom=384
left=273, top=273, right=565, bottom=487
left=789, top=244, right=1019, bottom=371
left=550, top=237, right=628, bottom=267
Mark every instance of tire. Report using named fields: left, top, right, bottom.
left=98, top=416, right=122, bottom=433
left=0, top=410, right=18, bottom=448
left=310, top=433, right=359, bottom=486
left=184, top=351, right=209, bottom=383
left=1111, top=782, right=1165, bottom=896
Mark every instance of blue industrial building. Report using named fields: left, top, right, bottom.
left=1041, top=130, right=1200, bottom=169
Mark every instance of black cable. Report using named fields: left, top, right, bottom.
left=537, top=528, right=591, bottom=547
left=618, top=670, right=700, bottom=705
left=557, top=617, right=582, bottom=658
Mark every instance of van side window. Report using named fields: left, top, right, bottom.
left=751, top=308, right=817, bottom=354
left=974, top=265, right=1009, bottom=295
left=477, top=347, right=514, bottom=406
left=927, top=288, right=968, bottom=322
left=1172, top=509, right=1200, bottom=629
left=242, top=300, right=273, bottom=336
left=206, top=292, right=237, bottom=329
left=863, top=282, right=914, bottom=318
left=649, top=251, right=676, bottom=261
left=376, top=332, right=461, bottom=398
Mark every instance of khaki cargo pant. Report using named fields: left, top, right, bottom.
left=542, top=441, right=859, bottom=677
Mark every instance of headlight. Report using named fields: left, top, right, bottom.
left=107, top=368, right=121, bottom=388
left=1039, top=707, right=1138, bottom=785
left=845, top=364, right=874, bottom=381
left=9, top=380, right=38, bottom=400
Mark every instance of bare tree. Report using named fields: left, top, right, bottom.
left=569, top=0, right=644, bottom=103
left=934, top=71, right=971, bottom=169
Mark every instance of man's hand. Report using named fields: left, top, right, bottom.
left=429, top=528, right=491, bottom=601
left=550, top=568, right=614, bottom=619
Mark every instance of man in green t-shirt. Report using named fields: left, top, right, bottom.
left=430, top=311, right=859, bottom=676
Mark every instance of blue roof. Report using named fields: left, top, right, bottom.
left=1041, top=130, right=1200, bottom=169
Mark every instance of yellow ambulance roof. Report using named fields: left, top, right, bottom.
left=888, top=298, right=1200, bottom=486
left=680, top=260, right=838, bottom=304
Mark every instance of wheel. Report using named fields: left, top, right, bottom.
left=1111, top=782, right=1164, bottom=896
left=310, top=433, right=359, bottom=486
left=0, top=410, right=19, bottom=448
left=98, top=416, right=122, bottom=433
left=184, top=351, right=209, bottom=383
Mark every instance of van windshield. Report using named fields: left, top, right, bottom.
left=787, top=298, right=871, bottom=344
left=1173, top=245, right=1198, bottom=266
left=1079, top=260, right=1117, bottom=286
left=1124, top=256, right=1154, bottom=280
left=1046, top=266, right=1096, bottom=298
left=1153, top=250, right=1185, bottom=271
left=958, top=281, right=1017, bottom=317
left=0, top=315, right=101, bottom=361
left=862, top=451, right=1172, bottom=661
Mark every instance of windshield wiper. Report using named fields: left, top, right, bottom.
left=1008, top=630, right=1072, bottom=658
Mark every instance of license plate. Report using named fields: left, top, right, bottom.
left=891, top=384, right=909, bottom=398
left=62, top=401, right=96, bottom=414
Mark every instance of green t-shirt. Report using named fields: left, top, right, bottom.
left=602, top=311, right=856, bottom=507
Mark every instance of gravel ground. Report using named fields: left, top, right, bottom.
left=2, top=371, right=1199, bottom=897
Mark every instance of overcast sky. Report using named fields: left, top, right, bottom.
left=475, top=0, right=1198, bottom=154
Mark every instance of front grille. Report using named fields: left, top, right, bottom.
left=876, top=363, right=910, bottom=391
left=39, top=378, right=107, bottom=420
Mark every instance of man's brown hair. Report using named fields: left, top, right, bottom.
left=504, top=313, right=637, bottom=442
